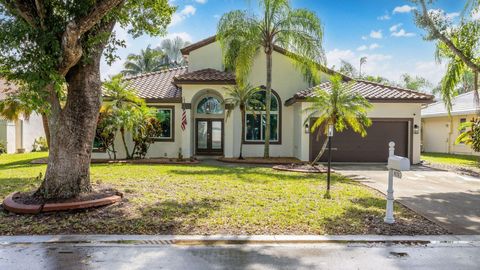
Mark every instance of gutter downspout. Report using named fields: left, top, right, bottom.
left=447, top=116, right=453, bottom=154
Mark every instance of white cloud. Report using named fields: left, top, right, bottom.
left=389, top=23, right=402, bottom=32
left=170, top=5, right=196, bottom=26
left=369, top=43, right=380, bottom=50
left=472, top=9, right=480, bottom=20
left=361, top=35, right=368, bottom=40
left=378, top=13, right=391, bottom=20
left=195, top=0, right=207, bottom=4
left=446, top=12, right=460, bottom=19
left=326, top=49, right=392, bottom=75
left=357, top=45, right=368, bottom=51
left=391, top=29, right=416, bottom=37
left=393, top=5, right=417, bottom=14
left=326, top=49, right=356, bottom=68
left=161, top=32, right=193, bottom=43
left=369, top=30, right=383, bottom=39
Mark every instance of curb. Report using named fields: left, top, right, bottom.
left=1, top=235, right=479, bottom=245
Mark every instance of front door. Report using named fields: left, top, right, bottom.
left=196, top=119, right=224, bottom=155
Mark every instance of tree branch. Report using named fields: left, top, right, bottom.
left=57, top=0, right=124, bottom=76
left=34, top=0, right=46, bottom=30
left=419, top=0, right=480, bottom=73
left=3, top=0, right=38, bottom=28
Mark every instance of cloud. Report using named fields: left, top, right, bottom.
left=378, top=13, right=391, bottom=20
left=369, top=30, right=383, bottom=39
left=195, top=0, right=207, bottom=3
left=369, top=43, right=380, bottom=50
left=393, top=5, right=417, bottom=14
left=446, top=12, right=460, bottom=19
left=389, top=23, right=402, bottom=32
left=161, top=32, right=193, bottom=43
left=472, top=9, right=480, bottom=20
left=170, top=5, right=196, bottom=26
left=326, top=49, right=391, bottom=73
left=357, top=45, right=368, bottom=51
left=391, top=29, right=416, bottom=37
left=361, top=35, right=368, bottom=40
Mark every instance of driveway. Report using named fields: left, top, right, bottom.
left=334, top=164, right=480, bottom=234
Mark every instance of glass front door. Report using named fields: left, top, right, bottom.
left=196, top=119, right=223, bottom=155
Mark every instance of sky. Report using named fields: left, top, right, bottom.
left=100, top=0, right=470, bottom=88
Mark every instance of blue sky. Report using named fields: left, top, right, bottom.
left=101, top=0, right=469, bottom=87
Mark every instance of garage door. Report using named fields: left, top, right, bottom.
left=309, top=119, right=410, bottom=162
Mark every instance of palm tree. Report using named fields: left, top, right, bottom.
left=456, top=118, right=480, bottom=153
left=224, top=83, right=261, bottom=159
left=304, top=75, right=373, bottom=165
left=160, top=37, right=191, bottom=66
left=102, top=75, right=146, bottom=159
left=217, top=0, right=325, bottom=158
left=122, top=45, right=167, bottom=76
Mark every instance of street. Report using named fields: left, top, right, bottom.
left=1, top=238, right=480, bottom=270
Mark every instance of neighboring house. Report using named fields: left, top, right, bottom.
left=422, top=91, right=479, bottom=156
left=0, top=79, right=45, bottom=154
left=94, top=36, right=434, bottom=164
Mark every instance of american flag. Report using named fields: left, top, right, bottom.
left=181, top=108, right=187, bottom=131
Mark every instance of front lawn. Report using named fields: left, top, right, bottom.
left=0, top=153, right=445, bottom=235
left=421, top=152, right=478, bottom=168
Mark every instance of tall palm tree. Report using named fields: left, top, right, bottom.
left=122, top=45, right=167, bottom=76
left=304, top=75, right=372, bottom=165
left=224, top=83, right=261, bottom=159
left=456, top=118, right=480, bottom=153
left=217, top=0, right=325, bottom=158
left=160, top=37, right=191, bottom=66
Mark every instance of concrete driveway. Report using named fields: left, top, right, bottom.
left=334, top=164, right=480, bottom=234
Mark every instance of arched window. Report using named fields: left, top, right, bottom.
left=197, top=96, right=224, bottom=114
left=245, top=90, right=280, bottom=143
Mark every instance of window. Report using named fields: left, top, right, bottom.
left=459, top=118, right=467, bottom=144
left=245, top=90, right=280, bottom=143
left=92, top=136, right=106, bottom=152
left=152, top=107, right=174, bottom=141
left=197, top=96, right=224, bottom=114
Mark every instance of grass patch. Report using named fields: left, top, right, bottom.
left=421, top=152, right=478, bottom=168
left=0, top=153, right=444, bottom=235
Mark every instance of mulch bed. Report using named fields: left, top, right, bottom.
left=273, top=163, right=334, bottom=173
left=218, top=157, right=301, bottom=165
left=3, top=186, right=123, bottom=214
left=31, top=158, right=200, bottom=165
left=421, top=161, right=480, bottom=178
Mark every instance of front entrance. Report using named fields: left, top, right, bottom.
left=195, top=119, right=224, bottom=155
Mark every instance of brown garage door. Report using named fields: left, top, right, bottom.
left=309, top=119, right=410, bottom=162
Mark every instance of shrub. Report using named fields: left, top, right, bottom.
left=0, top=141, right=6, bottom=155
left=32, top=137, right=48, bottom=152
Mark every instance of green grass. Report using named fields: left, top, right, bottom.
left=0, top=153, right=435, bottom=235
left=421, top=152, right=479, bottom=168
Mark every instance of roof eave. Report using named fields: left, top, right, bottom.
left=285, top=96, right=434, bottom=106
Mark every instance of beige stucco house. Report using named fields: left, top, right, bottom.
left=93, top=36, right=434, bottom=164
left=0, top=79, right=45, bottom=154
left=422, top=91, right=479, bottom=156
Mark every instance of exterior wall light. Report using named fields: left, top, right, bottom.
left=305, top=123, right=310, bottom=134
left=413, top=124, right=420, bottom=134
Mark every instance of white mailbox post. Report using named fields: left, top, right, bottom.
left=384, top=142, right=410, bottom=224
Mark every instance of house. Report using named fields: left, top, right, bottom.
left=422, top=91, right=479, bottom=156
left=0, top=79, right=45, bottom=153
left=93, top=36, right=434, bottom=163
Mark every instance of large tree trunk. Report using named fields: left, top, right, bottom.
left=264, top=51, right=273, bottom=159
left=36, top=54, right=103, bottom=200
left=41, top=113, right=50, bottom=147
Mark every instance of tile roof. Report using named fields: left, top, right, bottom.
left=422, top=91, right=478, bottom=118
left=173, top=68, right=235, bottom=84
left=122, top=66, right=188, bottom=101
left=0, top=79, right=19, bottom=101
left=288, top=79, right=434, bottom=105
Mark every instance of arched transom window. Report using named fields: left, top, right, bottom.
left=245, top=90, right=280, bottom=143
left=197, top=96, right=224, bottom=115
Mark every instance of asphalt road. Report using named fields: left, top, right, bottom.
left=335, top=164, right=480, bottom=234
left=1, top=241, right=479, bottom=270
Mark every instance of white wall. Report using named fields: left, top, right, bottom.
left=422, top=114, right=480, bottom=156
left=21, top=113, right=46, bottom=152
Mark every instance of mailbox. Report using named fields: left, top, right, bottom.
left=387, top=155, right=410, bottom=171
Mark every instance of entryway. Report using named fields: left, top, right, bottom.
left=195, top=119, right=223, bottom=155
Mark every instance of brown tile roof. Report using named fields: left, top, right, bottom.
left=122, top=66, right=188, bottom=102
left=173, top=68, right=235, bottom=84
left=0, top=79, right=19, bottom=101
left=287, top=79, right=434, bottom=105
